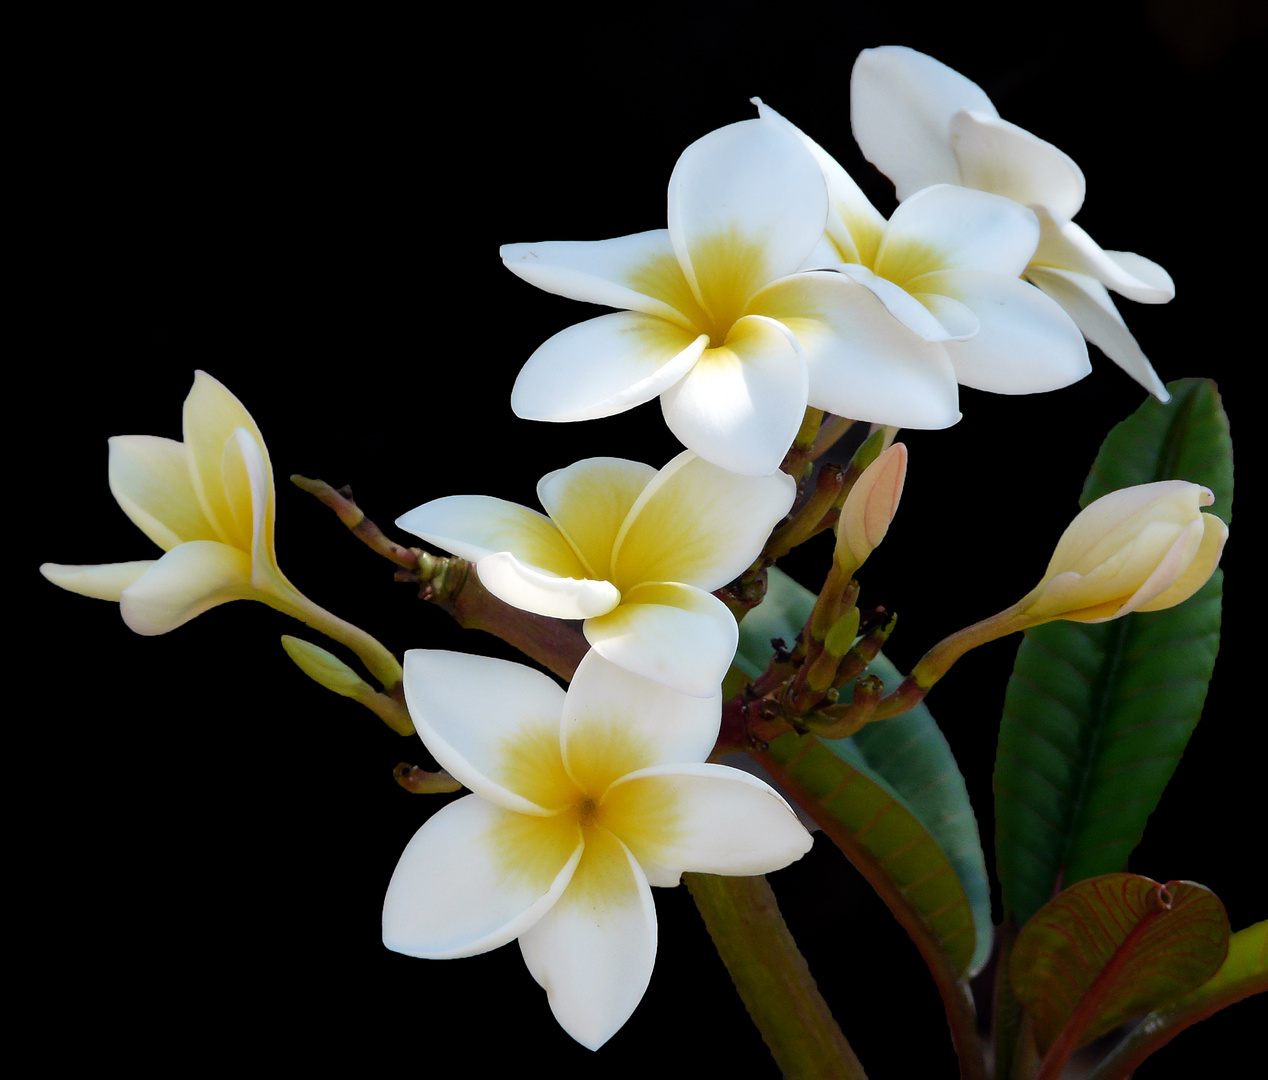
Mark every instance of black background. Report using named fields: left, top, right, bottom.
left=24, top=2, right=1263, bottom=1074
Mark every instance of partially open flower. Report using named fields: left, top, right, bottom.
left=382, top=649, right=812, bottom=1050
left=397, top=452, right=795, bottom=696
left=1018, top=481, right=1227, bottom=624
left=849, top=46, right=1173, bottom=400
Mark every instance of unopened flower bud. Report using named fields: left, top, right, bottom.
left=835, top=443, right=907, bottom=576
left=1019, top=481, right=1227, bottom=624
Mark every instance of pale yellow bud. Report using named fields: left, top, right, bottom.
left=1019, top=481, right=1228, bottom=624
left=835, top=443, right=907, bottom=576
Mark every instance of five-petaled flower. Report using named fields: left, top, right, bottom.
left=1018, top=480, right=1227, bottom=625
left=850, top=45, right=1174, bottom=400
left=754, top=99, right=1091, bottom=402
left=397, top=451, right=795, bottom=697
left=382, top=648, right=813, bottom=1049
left=503, top=116, right=976, bottom=477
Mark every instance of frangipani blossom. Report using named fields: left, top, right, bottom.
left=383, top=649, right=813, bottom=1049
left=755, top=100, right=1090, bottom=398
left=1018, top=481, right=1227, bottom=624
left=502, top=117, right=969, bottom=477
left=397, top=451, right=795, bottom=697
left=40, top=372, right=401, bottom=687
left=850, top=45, right=1173, bottom=400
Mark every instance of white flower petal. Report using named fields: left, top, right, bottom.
left=659, top=314, right=809, bottom=476
left=500, top=230, right=695, bottom=325
left=518, top=827, right=657, bottom=1050
left=537, top=457, right=658, bottom=580
left=1032, top=210, right=1174, bottom=303
left=949, top=109, right=1085, bottom=220
left=913, top=292, right=980, bottom=340
left=107, top=435, right=218, bottom=551
left=584, top=583, right=738, bottom=698
left=118, top=540, right=253, bottom=635
left=476, top=551, right=622, bottom=620
left=602, top=762, right=812, bottom=886
left=182, top=371, right=270, bottom=550
left=748, top=271, right=962, bottom=429
left=850, top=45, right=997, bottom=200
left=1025, top=265, right=1170, bottom=401
left=668, top=119, right=828, bottom=319
left=396, top=495, right=588, bottom=579
left=383, top=793, right=582, bottom=960
left=402, top=650, right=574, bottom=813
left=612, top=451, right=795, bottom=592
left=879, top=185, right=1040, bottom=280
left=834, top=263, right=953, bottom=342
left=510, top=311, right=706, bottom=422
left=919, top=270, right=1091, bottom=393
left=40, top=560, right=156, bottom=602
left=560, top=650, right=721, bottom=793
left=752, top=98, right=886, bottom=266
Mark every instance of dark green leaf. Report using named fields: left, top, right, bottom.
left=994, top=379, right=1232, bottom=928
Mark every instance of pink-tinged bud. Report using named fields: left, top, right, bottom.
left=1020, top=481, right=1228, bottom=624
left=835, top=443, right=907, bottom=575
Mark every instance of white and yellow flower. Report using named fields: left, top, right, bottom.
left=383, top=648, right=813, bottom=1049
left=755, top=100, right=1091, bottom=398
left=502, top=116, right=967, bottom=477
left=40, top=371, right=401, bottom=688
left=397, top=451, right=795, bottom=697
left=849, top=46, right=1173, bottom=400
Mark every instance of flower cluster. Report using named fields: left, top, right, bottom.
left=39, top=44, right=1226, bottom=1057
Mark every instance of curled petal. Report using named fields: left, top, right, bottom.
left=949, top=109, right=1085, bottom=220
left=1136, top=514, right=1228, bottom=612
left=108, top=435, right=217, bottom=551
left=560, top=650, right=722, bottom=795
left=915, top=271, right=1091, bottom=394
left=537, top=457, right=658, bottom=580
left=748, top=271, right=962, bottom=429
left=602, top=763, right=812, bottom=886
left=584, top=582, right=738, bottom=698
left=396, top=495, right=588, bottom=580
left=612, top=451, right=795, bottom=592
left=383, top=794, right=583, bottom=960
left=834, top=264, right=953, bottom=342
left=510, top=312, right=706, bottom=423
left=879, top=185, right=1040, bottom=281
left=500, top=230, right=696, bottom=326
left=668, top=119, right=828, bottom=320
left=40, top=560, right=155, bottom=602
left=518, top=827, right=657, bottom=1050
left=1025, top=265, right=1170, bottom=401
left=1032, top=209, right=1174, bottom=303
left=659, top=314, right=809, bottom=477
left=118, top=540, right=253, bottom=635
left=477, top=551, right=622, bottom=620
left=401, top=650, right=574, bottom=814
left=851, top=45, right=997, bottom=200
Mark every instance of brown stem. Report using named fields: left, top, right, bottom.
left=291, top=475, right=420, bottom=569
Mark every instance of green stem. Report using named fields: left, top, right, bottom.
left=685, top=873, right=867, bottom=1080
left=272, top=590, right=404, bottom=689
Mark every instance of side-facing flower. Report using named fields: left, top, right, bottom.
left=850, top=45, right=1173, bottom=400
left=502, top=116, right=965, bottom=477
left=755, top=100, right=1090, bottom=399
left=397, top=451, right=795, bottom=697
left=1017, top=480, right=1227, bottom=624
left=382, top=648, right=813, bottom=1049
left=40, top=371, right=401, bottom=688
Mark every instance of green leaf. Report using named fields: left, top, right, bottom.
left=1085, top=919, right=1267, bottom=1080
left=739, top=567, right=992, bottom=975
left=1010, top=873, right=1230, bottom=1055
left=994, top=379, right=1232, bottom=928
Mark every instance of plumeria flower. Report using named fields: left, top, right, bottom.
left=502, top=116, right=970, bottom=477
left=850, top=45, right=1173, bottom=400
left=755, top=100, right=1091, bottom=398
left=383, top=648, right=813, bottom=1049
left=397, top=451, right=795, bottom=697
left=40, top=371, right=401, bottom=688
